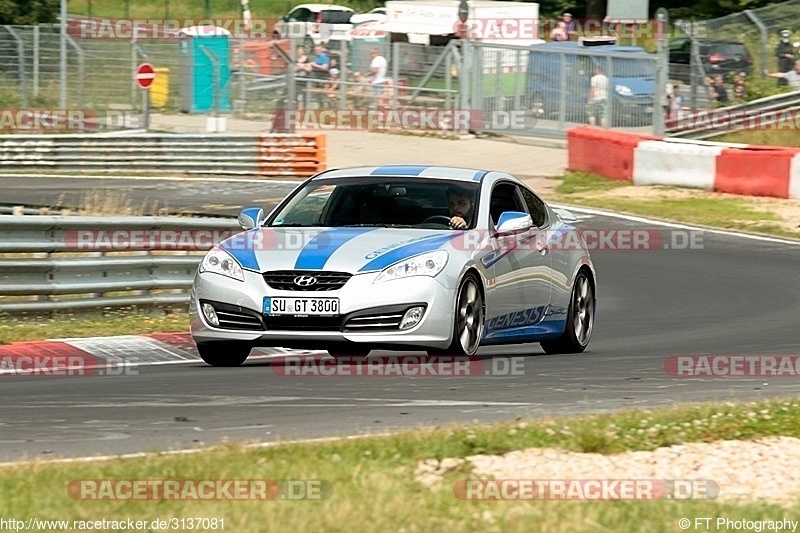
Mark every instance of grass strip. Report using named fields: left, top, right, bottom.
left=0, top=309, right=188, bottom=344
left=551, top=172, right=800, bottom=239
left=2, top=398, right=799, bottom=530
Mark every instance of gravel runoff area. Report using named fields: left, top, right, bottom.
left=416, top=437, right=800, bottom=506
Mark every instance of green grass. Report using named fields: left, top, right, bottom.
left=554, top=171, right=630, bottom=195
left=552, top=172, right=800, bottom=239
left=715, top=129, right=800, bottom=148
left=2, top=398, right=799, bottom=530
left=0, top=309, right=188, bottom=344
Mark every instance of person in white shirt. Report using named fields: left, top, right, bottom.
left=764, top=59, right=800, bottom=88
left=369, top=48, right=388, bottom=94
left=588, top=65, right=609, bottom=127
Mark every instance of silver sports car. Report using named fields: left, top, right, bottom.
left=190, top=165, right=596, bottom=366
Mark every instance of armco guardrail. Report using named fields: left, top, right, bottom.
left=667, top=89, right=800, bottom=140
left=0, top=215, right=240, bottom=313
left=0, top=133, right=327, bottom=177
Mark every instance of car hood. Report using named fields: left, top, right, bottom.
left=219, top=226, right=457, bottom=274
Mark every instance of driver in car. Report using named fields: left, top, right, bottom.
left=447, top=187, right=474, bottom=229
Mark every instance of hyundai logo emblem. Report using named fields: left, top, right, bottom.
left=293, top=275, right=318, bottom=287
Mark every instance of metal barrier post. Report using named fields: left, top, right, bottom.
left=133, top=42, right=150, bottom=127
left=743, top=9, right=768, bottom=79
left=66, top=35, right=85, bottom=110
left=33, top=25, right=40, bottom=97
left=654, top=8, right=669, bottom=136
left=4, top=27, right=27, bottom=109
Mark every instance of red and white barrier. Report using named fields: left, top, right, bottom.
left=567, top=126, right=800, bottom=200
left=632, top=140, right=724, bottom=189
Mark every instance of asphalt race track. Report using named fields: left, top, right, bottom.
left=1, top=187, right=799, bottom=461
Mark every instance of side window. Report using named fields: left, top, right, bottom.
left=669, top=39, right=686, bottom=52
left=290, top=8, right=312, bottom=22
left=489, top=183, right=525, bottom=226
left=520, top=187, right=547, bottom=227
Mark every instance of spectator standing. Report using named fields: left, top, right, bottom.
left=562, top=13, right=577, bottom=41
left=369, top=48, right=388, bottom=95
left=667, top=83, right=684, bottom=122
left=550, top=21, right=568, bottom=42
left=350, top=71, right=368, bottom=107
left=587, top=65, right=609, bottom=127
left=732, top=74, right=746, bottom=101
left=765, top=59, right=800, bottom=88
left=775, top=29, right=796, bottom=86
left=295, top=46, right=310, bottom=77
left=323, top=68, right=341, bottom=109
left=711, top=75, right=729, bottom=105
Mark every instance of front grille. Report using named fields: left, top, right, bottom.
left=263, top=270, right=352, bottom=291
left=263, top=315, right=343, bottom=331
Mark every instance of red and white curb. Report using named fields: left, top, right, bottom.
left=0, top=332, right=324, bottom=375
left=567, top=126, right=800, bottom=199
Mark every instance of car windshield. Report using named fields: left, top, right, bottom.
left=269, top=177, right=480, bottom=229
left=320, top=10, right=353, bottom=23
left=702, top=43, right=748, bottom=57
left=610, top=57, right=656, bottom=78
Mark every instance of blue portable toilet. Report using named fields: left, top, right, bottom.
left=179, top=26, right=232, bottom=114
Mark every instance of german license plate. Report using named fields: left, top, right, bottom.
left=263, top=297, right=339, bottom=316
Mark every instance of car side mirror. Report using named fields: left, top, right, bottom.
left=553, top=207, right=578, bottom=223
left=495, top=211, right=533, bottom=235
left=238, top=207, right=267, bottom=230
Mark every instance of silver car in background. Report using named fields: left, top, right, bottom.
left=190, top=165, right=596, bottom=366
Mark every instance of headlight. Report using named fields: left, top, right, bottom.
left=200, top=247, right=244, bottom=282
left=374, top=250, right=448, bottom=283
left=615, top=84, right=633, bottom=96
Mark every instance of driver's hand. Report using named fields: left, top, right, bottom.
left=450, top=216, right=467, bottom=229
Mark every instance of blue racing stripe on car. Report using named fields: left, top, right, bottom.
left=220, top=230, right=261, bottom=271
left=358, top=234, right=453, bottom=272
left=370, top=165, right=429, bottom=176
left=294, top=227, right=378, bottom=269
left=472, top=170, right=487, bottom=181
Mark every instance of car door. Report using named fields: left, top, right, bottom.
left=483, top=182, right=552, bottom=340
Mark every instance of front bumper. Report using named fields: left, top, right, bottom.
left=190, top=269, right=455, bottom=350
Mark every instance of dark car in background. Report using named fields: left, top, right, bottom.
left=668, top=38, right=753, bottom=81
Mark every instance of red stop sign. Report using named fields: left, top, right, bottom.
left=136, top=63, right=156, bottom=89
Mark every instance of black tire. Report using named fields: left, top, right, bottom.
left=540, top=270, right=594, bottom=355
left=197, top=342, right=252, bottom=367
left=437, top=273, right=484, bottom=356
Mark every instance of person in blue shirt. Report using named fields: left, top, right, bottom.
left=309, top=44, right=331, bottom=79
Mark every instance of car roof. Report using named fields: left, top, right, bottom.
left=671, top=37, right=746, bottom=45
left=292, top=4, right=355, bottom=12
left=531, top=41, right=647, bottom=53
left=313, top=165, right=504, bottom=183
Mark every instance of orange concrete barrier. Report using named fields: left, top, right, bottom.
left=257, top=133, right=327, bottom=177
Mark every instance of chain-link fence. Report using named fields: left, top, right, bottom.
left=0, top=22, right=673, bottom=137
left=673, top=0, right=800, bottom=110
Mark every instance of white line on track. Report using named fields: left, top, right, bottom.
left=552, top=203, right=800, bottom=246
